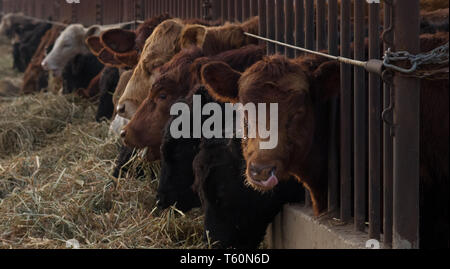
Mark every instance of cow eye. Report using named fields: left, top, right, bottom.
left=159, top=93, right=167, bottom=100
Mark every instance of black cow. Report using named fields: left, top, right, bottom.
left=96, top=67, right=120, bottom=122
left=158, top=88, right=305, bottom=249
left=62, top=53, right=104, bottom=95
left=193, top=137, right=305, bottom=249
left=13, top=22, right=52, bottom=72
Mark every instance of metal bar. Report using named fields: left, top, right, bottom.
left=294, top=0, right=304, bottom=58
left=275, top=0, right=285, bottom=55
left=340, top=0, right=352, bottom=223
left=284, top=0, right=294, bottom=58
left=242, top=0, right=250, bottom=21
left=327, top=0, right=339, bottom=214
left=211, top=0, right=221, bottom=21
left=266, top=0, right=275, bottom=54
left=250, top=0, right=258, bottom=17
left=221, top=0, right=227, bottom=23
left=383, top=0, right=394, bottom=248
left=235, top=0, right=242, bottom=22
left=228, top=0, right=235, bottom=21
left=195, top=0, right=200, bottom=18
left=368, top=1, right=381, bottom=241
left=354, top=0, right=367, bottom=232
left=392, top=0, right=420, bottom=249
left=316, top=0, right=326, bottom=50
left=304, top=0, right=314, bottom=50
left=182, top=0, right=186, bottom=18
left=258, top=0, right=267, bottom=47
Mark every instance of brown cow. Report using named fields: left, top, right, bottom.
left=21, top=24, right=65, bottom=94
left=201, top=33, right=449, bottom=248
left=117, top=17, right=259, bottom=121
left=121, top=44, right=266, bottom=161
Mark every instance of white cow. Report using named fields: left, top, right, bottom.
left=41, top=22, right=136, bottom=76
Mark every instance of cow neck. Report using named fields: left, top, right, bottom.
left=290, top=99, right=330, bottom=216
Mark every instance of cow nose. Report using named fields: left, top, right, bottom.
left=249, top=163, right=276, bottom=179
left=41, top=60, right=48, bottom=69
left=117, top=104, right=125, bottom=115
left=120, top=129, right=127, bottom=139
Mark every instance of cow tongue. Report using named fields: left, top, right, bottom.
left=254, top=171, right=279, bottom=189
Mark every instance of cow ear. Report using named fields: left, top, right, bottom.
left=85, top=25, right=101, bottom=39
left=101, top=29, right=136, bottom=54
left=114, top=51, right=139, bottom=67
left=201, top=61, right=241, bottom=103
left=85, top=36, right=103, bottom=56
left=180, top=25, right=207, bottom=49
left=98, top=48, right=125, bottom=68
left=310, top=61, right=340, bottom=103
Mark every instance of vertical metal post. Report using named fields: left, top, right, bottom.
left=275, top=0, right=285, bottom=55
left=235, top=0, right=242, bottom=22
left=242, top=0, right=250, bottom=21
left=316, top=0, right=326, bottom=50
left=392, top=0, right=420, bottom=249
left=266, top=0, right=275, bottom=54
left=221, top=0, right=227, bottom=23
left=354, top=0, right=367, bottom=232
left=284, top=0, right=294, bottom=58
left=182, top=0, right=187, bottom=18
left=294, top=0, right=304, bottom=58
left=368, top=2, right=381, bottom=241
left=258, top=0, right=266, bottom=47
left=383, top=0, right=394, bottom=248
left=340, top=0, right=352, bottom=223
left=250, top=0, right=258, bottom=17
left=228, top=0, right=235, bottom=21
left=304, top=0, right=314, bottom=50
left=327, top=0, right=339, bottom=214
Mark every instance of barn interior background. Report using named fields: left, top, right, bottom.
left=0, top=0, right=448, bottom=249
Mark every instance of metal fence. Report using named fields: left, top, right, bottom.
left=0, top=0, right=422, bottom=249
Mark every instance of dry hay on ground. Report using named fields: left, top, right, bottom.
left=0, top=93, right=207, bottom=249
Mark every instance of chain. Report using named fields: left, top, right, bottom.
left=383, top=42, right=449, bottom=79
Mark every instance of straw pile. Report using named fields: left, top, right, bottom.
left=0, top=36, right=207, bottom=249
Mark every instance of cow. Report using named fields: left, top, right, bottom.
left=200, top=32, right=449, bottom=248
left=96, top=67, right=120, bottom=122
left=109, top=69, right=133, bottom=137
left=12, top=22, right=52, bottom=72
left=41, top=21, right=136, bottom=76
left=194, top=137, right=305, bottom=249
left=21, top=24, right=65, bottom=94
left=0, top=12, right=39, bottom=40
left=116, top=17, right=259, bottom=121
left=121, top=44, right=265, bottom=161
left=88, top=15, right=221, bottom=69
left=61, top=53, right=104, bottom=95
left=158, top=87, right=304, bottom=248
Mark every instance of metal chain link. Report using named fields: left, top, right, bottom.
left=383, top=42, right=449, bottom=79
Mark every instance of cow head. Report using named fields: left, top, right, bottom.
left=42, top=24, right=100, bottom=76
left=180, top=23, right=247, bottom=56
left=120, top=47, right=203, bottom=160
left=201, top=55, right=339, bottom=214
left=117, top=19, right=185, bottom=120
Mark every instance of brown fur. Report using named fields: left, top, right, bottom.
left=113, top=69, right=134, bottom=112
left=202, top=32, right=449, bottom=247
left=180, top=17, right=259, bottom=56
left=21, top=25, right=64, bottom=94
left=122, top=45, right=266, bottom=161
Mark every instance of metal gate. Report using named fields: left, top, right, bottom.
left=0, top=0, right=428, bottom=249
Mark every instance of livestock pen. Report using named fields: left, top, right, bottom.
left=0, top=0, right=448, bottom=249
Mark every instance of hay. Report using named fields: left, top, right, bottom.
left=0, top=92, right=207, bottom=249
